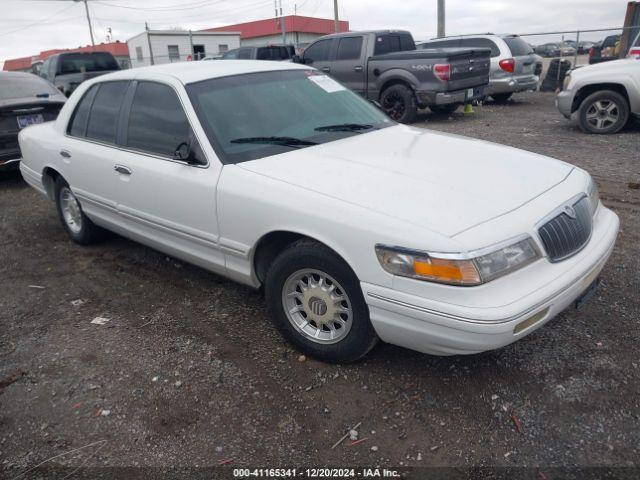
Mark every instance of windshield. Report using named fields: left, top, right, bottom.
left=58, top=53, right=119, bottom=74
left=0, top=74, right=60, bottom=100
left=187, top=70, right=393, bottom=164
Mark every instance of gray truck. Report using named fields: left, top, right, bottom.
left=295, top=30, right=491, bottom=123
left=39, top=51, right=121, bottom=97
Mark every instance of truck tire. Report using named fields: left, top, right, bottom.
left=578, top=90, right=629, bottom=134
left=429, top=104, right=459, bottom=115
left=380, top=84, right=417, bottom=124
left=490, top=93, right=513, bottom=103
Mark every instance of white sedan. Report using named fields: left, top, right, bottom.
left=19, top=61, right=619, bottom=362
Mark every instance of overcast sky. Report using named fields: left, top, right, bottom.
left=0, top=0, right=630, bottom=67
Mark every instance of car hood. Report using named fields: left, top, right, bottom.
left=238, top=125, right=573, bottom=237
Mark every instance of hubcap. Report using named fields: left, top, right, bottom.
left=586, top=99, right=619, bottom=130
left=282, top=269, right=353, bottom=344
left=60, top=187, right=83, bottom=234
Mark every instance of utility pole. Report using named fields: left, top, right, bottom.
left=80, top=0, right=95, bottom=48
left=145, top=22, right=155, bottom=65
left=437, top=0, right=445, bottom=38
left=333, top=0, right=339, bottom=33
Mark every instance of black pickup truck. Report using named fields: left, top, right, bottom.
left=295, top=30, right=491, bottom=123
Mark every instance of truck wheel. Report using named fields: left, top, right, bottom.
left=578, top=90, right=629, bottom=134
left=429, top=104, right=459, bottom=115
left=490, top=93, right=513, bottom=103
left=265, top=240, right=378, bottom=363
left=54, top=176, right=103, bottom=245
left=380, top=84, right=417, bottom=124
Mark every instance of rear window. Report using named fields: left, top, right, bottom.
left=257, top=46, right=290, bottom=60
left=374, top=34, right=415, bottom=55
left=0, top=74, right=59, bottom=100
left=58, top=53, right=119, bottom=74
left=502, top=37, right=533, bottom=56
left=602, top=35, right=620, bottom=48
left=458, top=38, right=501, bottom=57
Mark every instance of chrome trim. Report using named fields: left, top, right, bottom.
left=534, top=193, right=588, bottom=230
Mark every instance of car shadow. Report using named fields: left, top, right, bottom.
left=0, top=169, right=27, bottom=189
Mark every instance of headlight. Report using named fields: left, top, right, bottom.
left=375, top=236, right=540, bottom=286
left=586, top=176, right=600, bottom=215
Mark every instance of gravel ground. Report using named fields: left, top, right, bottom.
left=1, top=92, right=639, bottom=477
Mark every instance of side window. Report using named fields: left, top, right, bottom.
left=126, top=81, right=191, bottom=158
left=85, top=81, right=129, bottom=144
left=222, top=48, right=239, bottom=59
left=336, top=37, right=363, bottom=60
left=304, top=39, right=332, bottom=64
left=40, top=58, right=50, bottom=79
left=67, top=85, right=98, bottom=137
left=237, top=48, right=252, bottom=59
left=420, top=39, right=460, bottom=49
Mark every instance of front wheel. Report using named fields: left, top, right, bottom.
left=380, top=84, right=417, bottom=124
left=265, top=240, right=378, bottom=363
left=578, top=90, right=629, bottom=134
left=54, top=176, right=103, bottom=244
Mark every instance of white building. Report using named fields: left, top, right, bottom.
left=127, top=30, right=241, bottom=67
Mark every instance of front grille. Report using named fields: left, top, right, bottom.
left=538, top=196, right=592, bottom=262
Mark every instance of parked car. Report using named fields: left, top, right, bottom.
left=557, top=59, right=640, bottom=134
left=628, top=31, right=640, bottom=59
left=560, top=42, right=577, bottom=56
left=418, top=34, right=539, bottom=103
left=535, top=43, right=561, bottom=57
left=577, top=41, right=595, bottom=55
left=39, top=51, right=121, bottom=97
left=589, top=35, right=621, bottom=64
left=221, top=45, right=295, bottom=61
left=18, top=61, right=619, bottom=362
left=297, top=30, right=490, bottom=122
left=0, top=72, right=66, bottom=172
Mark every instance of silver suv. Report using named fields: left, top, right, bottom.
left=419, top=34, right=540, bottom=103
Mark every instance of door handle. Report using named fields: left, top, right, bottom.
left=114, top=165, right=132, bottom=175
left=321, top=66, right=331, bottom=72
left=59, top=150, right=71, bottom=158
left=354, top=66, right=363, bottom=72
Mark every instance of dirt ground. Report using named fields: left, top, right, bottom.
left=1, top=92, right=639, bottom=477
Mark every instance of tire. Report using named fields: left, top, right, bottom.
left=578, top=90, right=629, bottom=134
left=490, top=93, right=513, bottom=103
left=429, top=104, right=459, bottom=115
left=380, top=84, right=417, bottom=124
left=265, top=240, right=378, bottom=363
left=54, top=176, right=103, bottom=244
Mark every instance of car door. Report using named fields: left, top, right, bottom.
left=60, top=80, right=129, bottom=226
left=329, top=36, right=366, bottom=95
left=302, top=38, right=334, bottom=75
left=113, top=79, right=225, bottom=272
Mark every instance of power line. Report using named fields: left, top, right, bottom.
left=0, top=3, right=78, bottom=38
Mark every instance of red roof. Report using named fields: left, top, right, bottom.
left=3, top=41, right=129, bottom=71
left=204, top=15, right=349, bottom=39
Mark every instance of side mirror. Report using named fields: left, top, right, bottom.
left=291, top=54, right=302, bottom=64
left=174, top=141, right=206, bottom=166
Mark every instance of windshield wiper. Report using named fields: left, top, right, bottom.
left=314, top=123, right=374, bottom=132
left=230, top=136, right=317, bottom=147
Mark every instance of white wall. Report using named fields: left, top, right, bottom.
left=239, top=32, right=327, bottom=47
left=128, top=32, right=240, bottom=68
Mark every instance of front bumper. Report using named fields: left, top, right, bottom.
left=556, top=90, right=575, bottom=119
left=362, top=206, right=619, bottom=356
left=484, top=75, right=539, bottom=95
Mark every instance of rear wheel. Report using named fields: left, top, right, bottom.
left=429, top=104, right=459, bottom=115
left=265, top=240, right=378, bottom=363
left=578, top=90, right=629, bottom=134
left=490, top=93, right=513, bottom=103
left=380, top=84, right=417, bottom=124
left=54, top=176, right=103, bottom=244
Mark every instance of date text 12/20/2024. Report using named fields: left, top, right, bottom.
left=233, top=468, right=401, bottom=478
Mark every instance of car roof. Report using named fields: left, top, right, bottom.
left=90, top=60, right=312, bottom=85
left=0, top=71, right=39, bottom=79
left=322, top=30, right=411, bottom=39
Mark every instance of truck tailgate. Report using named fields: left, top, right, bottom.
left=446, top=48, right=491, bottom=91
